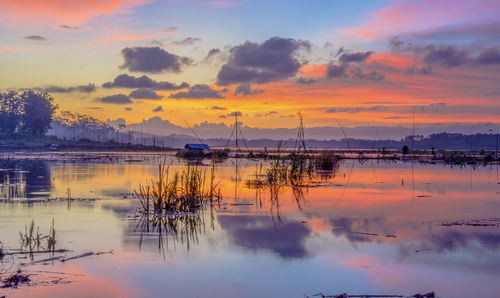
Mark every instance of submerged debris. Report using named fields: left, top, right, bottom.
left=310, top=292, right=435, bottom=298
left=439, top=218, right=499, bottom=227
left=1, top=271, right=30, bottom=288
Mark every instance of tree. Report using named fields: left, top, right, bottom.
left=0, top=91, right=23, bottom=134
left=402, top=145, right=409, bottom=155
left=19, top=91, right=58, bottom=135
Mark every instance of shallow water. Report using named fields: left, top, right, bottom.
left=0, top=153, right=499, bottom=297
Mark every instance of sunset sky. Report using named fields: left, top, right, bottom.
left=1, top=0, right=499, bottom=138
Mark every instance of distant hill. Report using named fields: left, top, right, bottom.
left=48, top=120, right=500, bottom=151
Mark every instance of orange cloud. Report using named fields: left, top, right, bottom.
left=0, top=45, right=30, bottom=51
left=367, top=52, right=416, bottom=69
left=113, top=34, right=154, bottom=42
left=0, top=0, right=149, bottom=25
left=299, top=63, right=327, bottom=78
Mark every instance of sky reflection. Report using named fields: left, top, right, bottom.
left=0, top=155, right=499, bottom=297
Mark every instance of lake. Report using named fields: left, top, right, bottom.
left=0, top=152, right=499, bottom=297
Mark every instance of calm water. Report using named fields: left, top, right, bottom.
left=0, top=153, right=499, bottom=297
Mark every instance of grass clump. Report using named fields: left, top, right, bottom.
left=246, top=143, right=317, bottom=188
left=176, top=149, right=199, bottom=159
left=134, top=160, right=222, bottom=214
left=315, top=150, right=340, bottom=172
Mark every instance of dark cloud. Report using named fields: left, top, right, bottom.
left=216, top=36, right=310, bottom=86
left=152, top=105, right=164, bottom=112
left=129, top=88, right=163, bottom=99
left=59, top=25, right=78, bottom=30
left=162, top=27, right=178, bottom=32
left=24, top=35, right=47, bottom=41
left=475, top=47, right=500, bottom=64
left=234, top=83, right=265, bottom=96
left=326, top=63, right=348, bottom=79
left=120, top=46, right=192, bottom=74
left=351, top=67, right=385, bottom=80
left=325, top=103, right=447, bottom=114
left=389, top=37, right=405, bottom=51
left=228, top=111, right=242, bottom=117
left=202, top=48, right=221, bottom=64
left=173, top=37, right=201, bottom=46
left=335, top=47, right=345, bottom=57
left=326, top=49, right=385, bottom=80
left=407, top=22, right=500, bottom=43
left=422, top=45, right=468, bottom=67
left=391, top=38, right=468, bottom=68
left=97, top=94, right=132, bottom=104
left=296, top=77, right=316, bottom=85
left=150, top=40, right=165, bottom=47
left=326, top=106, right=386, bottom=114
left=338, top=51, right=373, bottom=64
left=168, top=84, right=224, bottom=99
left=102, top=74, right=189, bottom=90
left=393, top=37, right=500, bottom=67
left=405, top=65, right=433, bottom=75
left=32, top=83, right=96, bottom=93
left=383, top=116, right=408, bottom=119
left=412, top=102, right=446, bottom=112
left=210, top=105, right=226, bottom=110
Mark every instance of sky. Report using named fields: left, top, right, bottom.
left=0, top=0, right=499, bottom=139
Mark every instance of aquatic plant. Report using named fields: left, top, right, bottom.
left=315, top=150, right=339, bottom=172
left=0, top=241, right=4, bottom=260
left=176, top=149, right=198, bottom=159
left=19, top=219, right=56, bottom=252
left=246, top=145, right=339, bottom=189
left=134, top=160, right=222, bottom=214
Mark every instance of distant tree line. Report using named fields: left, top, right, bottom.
left=50, top=110, right=116, bottom=142
left=0, top=90, right=58, bottom=135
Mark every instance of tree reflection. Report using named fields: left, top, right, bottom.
left=0, top=159, right=51, bottom=199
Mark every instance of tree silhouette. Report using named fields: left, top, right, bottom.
left=0, top=91, right=23, bottom=133
left=0, top=90, right=58, bottom=135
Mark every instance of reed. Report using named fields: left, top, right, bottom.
left=246, top=144, right=339, bottom=188
left=19, top=219, right=56, bottom=252
left=134, top=160, right=222, bottom=214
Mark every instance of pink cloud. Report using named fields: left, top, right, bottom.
left=0, top=0, right=150, bottom=26
left=343, top=0, right=500, bottom=40
left=205, top=0, right=242, bottom=8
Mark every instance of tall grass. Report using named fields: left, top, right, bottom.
left=315, top=150, right=339, bottom=172
left=134, top=160, right=222, bottom=214
left=246, top=146, right=339, bottom=189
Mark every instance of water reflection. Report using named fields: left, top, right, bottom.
left=0, top=160, right=51, bottom=199
left=0, top=155, right=498, bottom=297
left=217, top=215, right=311, bottom=259
left=126, top=208, right=217, bottom=257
